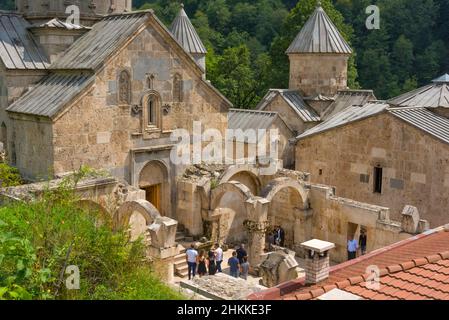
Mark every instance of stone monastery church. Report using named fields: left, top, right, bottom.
left=1, top=0, right=449, bottom=280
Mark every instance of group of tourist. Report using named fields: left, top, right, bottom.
left=185, top=243, right=250, bottom=281
left=347, top=230, right=368, bottom=260
left=266, top=225, right=285, bottom=250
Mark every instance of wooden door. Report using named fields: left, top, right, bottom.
left=145, top=184, right=161, bottom=213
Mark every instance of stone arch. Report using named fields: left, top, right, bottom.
left=211, top=181, right=255, bottom=245
left=75, top=199, right=112, bottom=227
left=219, top=165, right=262, bottom=196
left=261, top=177, right=309, bottom=206
left=262, top=178, right=309, bottom=248
left=115, top=199, right=161, bottom=241
left=139, top=160, right=169, bottom=216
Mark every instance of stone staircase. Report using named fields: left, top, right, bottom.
left=174, top=224, right=189, bottom=278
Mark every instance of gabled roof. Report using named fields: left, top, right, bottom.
left=0, top=13, right=50, bottom=70
left=50, top=11, right=150, bottom=70
left=321, top=89, right=376, bottom=120
left=388, top=107, right=449, bottom=145
left=286, top=5, right=352, bottom=54
left=388, top=74, right=449, bottom=109
left=170, top=4, right=207, bottom=55
left=227, top=108, right=293, bottom=133
left=297, top=101, right=389, bottom=139
left=6, top=72, right=94, bottom=118
left=257, top=89, right=321, bottom=123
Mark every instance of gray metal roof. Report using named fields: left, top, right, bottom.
left=297, top=101, right=389, bottom=140
left=30, top=18, right=91, bottom=30
left=388, top=75, right=449, bottom=109
left=388, top=107, right=449, bottom=145
left=322, top=90, right=376, bottom=120
left=170, top=5, right=207, bottom=54
left=6, top=72, right=94, bottom=118
left=257, top=89, right=320, bottom=123
left=0, top=13, right=50, bottom=70
left=228, top=109, right=279, bottom=132
left=50, top=11, right=150, bottom=70
left=286, top=5, right=352, bottom=54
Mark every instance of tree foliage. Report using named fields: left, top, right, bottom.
left=1, top=0, right=448, bottom=102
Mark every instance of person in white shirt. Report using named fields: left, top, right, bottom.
left=185, top=244, right=198, bottom=280
left=214, top=243, right=224, bottom=273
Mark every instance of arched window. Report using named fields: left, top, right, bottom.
left=143, top=92, right=161, bottom=130
left=118, top=70, right=131, bottom=105
left=173, top=73, right=183, bottom=102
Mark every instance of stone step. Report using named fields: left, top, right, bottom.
left=174, top=255, right=186, bottom=264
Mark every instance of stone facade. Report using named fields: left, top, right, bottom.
left=296, top=112, right=449, bottom=227
left=258, top=94, right=316, bottom=135
left=288, top=53, right=350, bottom=97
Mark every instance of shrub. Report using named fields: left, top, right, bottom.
left=0, top=170, right=184, bottom=300
left=0, top=163, right=22, bottom=188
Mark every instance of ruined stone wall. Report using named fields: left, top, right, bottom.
left=308, top=184, right=410, bottom=263
left=296, top=112, right=449, bottom=227
left=289, top=53, right=349, bottom=97
left=52, top=21, right=228, bottom=181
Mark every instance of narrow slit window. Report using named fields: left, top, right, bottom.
left=148, top=98, right=154, bottom=126
left=374, top=166, right=383, bottom=193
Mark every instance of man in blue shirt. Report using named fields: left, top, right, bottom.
left=228, top=251, right=240, bottom=278
left=347, top=235, right=358, bottom=260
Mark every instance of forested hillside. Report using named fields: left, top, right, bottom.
left=1, top=0, right=448, bottom=107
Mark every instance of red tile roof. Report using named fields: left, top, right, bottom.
left=249, top=226, right=449, bottom=300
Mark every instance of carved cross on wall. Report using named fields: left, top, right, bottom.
left=146, top=73, right=156, bottom=90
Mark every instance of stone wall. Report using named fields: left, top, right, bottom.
left=296, top=112, right=449, bottom=227
left=52, top=19, right=228, bottom=183
left=0, top=63, right=47, bottom=165
left=288, top=53, right=349, bottom=97
left=261, top=94, right=315, bottom=135
left=307, top=184, right=410, bottom=262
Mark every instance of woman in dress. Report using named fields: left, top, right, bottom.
left=207, top=248, right=217, bottom=275
left=197, top=250, right=207, bottom=277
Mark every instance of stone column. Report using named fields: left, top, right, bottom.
left=244, top=197, right=270, bottom=268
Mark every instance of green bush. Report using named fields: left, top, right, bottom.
left=0, top=163, right=22, bottom=188
left=0, top=172, right=184, bottom=300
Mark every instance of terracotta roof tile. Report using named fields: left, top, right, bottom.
left=310, top=288, right=325, bottom=298
left=427, top=254, right=442, bottom=263
left=348, top=276, right=364, bottom=285
left=413, top=258, right=428, bottom=266
left=387, top=265, right=403, bottom=273
left=336, top=280, right=351, bottom=289
left=400, top=261, right=416, bottom=270
left=260, top=230, right=449, bottom=300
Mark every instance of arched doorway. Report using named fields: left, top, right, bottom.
left=262, top=178, right=309, bottom=249
left=210, top=182, right=254, bottom=245
left=139, top=160, right=169, bottom=216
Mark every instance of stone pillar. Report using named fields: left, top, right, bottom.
left=301, top=239, right=335, bottom=285
left=148, top=216, right=180, bottom=282
left=244, top=197, right=270, bottom=268
left=293, top=208, right=313, bottom=255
